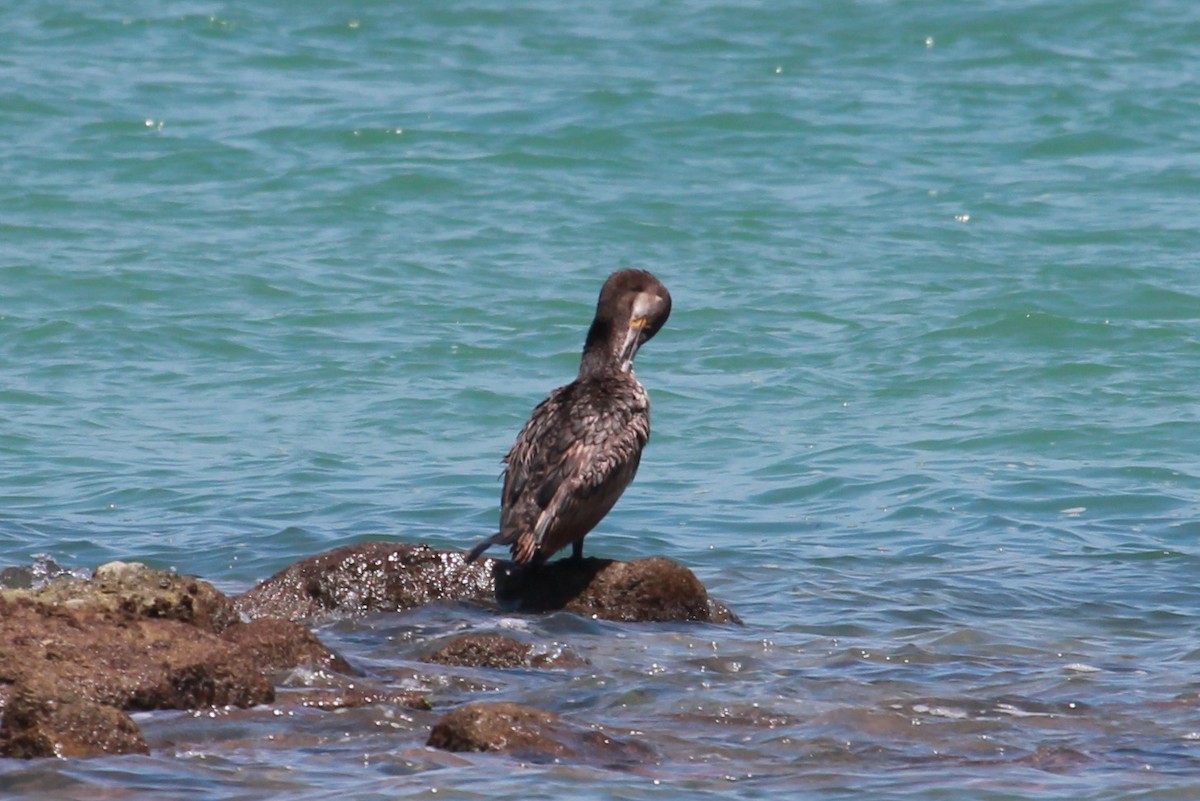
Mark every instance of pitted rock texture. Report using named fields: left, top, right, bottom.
left=234, top=542, right=494, bottom=622
left=423, top=634, right=586, bottom=669
left=427, top=701, right=651, bottom=764
left=236, top=542, right=737, bottom=625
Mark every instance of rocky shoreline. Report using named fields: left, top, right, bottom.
left=0, top=542, right=737, bottom=759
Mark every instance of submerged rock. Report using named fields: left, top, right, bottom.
left=426, top=701, right=569, bottom=757
left=423, top=634, right=586, bottom=670
left=284, top=687, right=432, bottom=712
left=234, top=542, right=494, bottom=622
left=427, top=701, right=651, bottom=764
left=494, top=556, right=740, bottom=623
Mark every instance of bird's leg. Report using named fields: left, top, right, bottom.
left=570, top=540, right=584, bottom=563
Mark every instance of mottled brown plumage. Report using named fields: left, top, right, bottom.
left=466, top=269, right=671, bottom=565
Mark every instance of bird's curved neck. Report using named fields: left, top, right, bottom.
left=579, top=316, right=629, bottom=378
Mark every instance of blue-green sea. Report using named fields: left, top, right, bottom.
left=3, top=1, right=1199, bottom=798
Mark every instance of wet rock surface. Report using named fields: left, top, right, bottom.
left=1, top=560, right=240, bottom=633
left=427, top=701, right=566, bottom=757
left=423, top=634, right=587, bottom=669
left=493, top=555, right=740, bottom=623
left=281, top=687, right=432, bottom=712
left=1, top=543, right=733, bottom=760
left=234, top=541, right=737, bottom=625
left=0, top=564, right=357, bottom=759
left=0, top=595, right=274, bottom=757
left=221, top=618, right=356, bottom=676
left=426, top=701, right=651, bottom=764
left=1, top=676, right=149, bottom=759
left=234, top=542, right=494, bottom=622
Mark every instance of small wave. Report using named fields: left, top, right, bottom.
left=0, top=553, right=91, bottom=590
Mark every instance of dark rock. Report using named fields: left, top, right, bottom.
left=494, top=556, right=740, bottom=623
left=427, top=701, right=652, bottom=765
left=1021, top=744, right=1094, bottom=771
left=0, top=556, right=85, bottom=591
left=0, top=676, right=148, bottom=758
left=234, top=542, right=494, bottom=622
left=423, top=634, right=586, bottom=670
left=221, top=618, right=357, bottom=676
left=234, top=541, right=737, bottom=624
left=706, top=597, right=740, bottom=624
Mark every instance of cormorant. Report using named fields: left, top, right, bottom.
left=465, top=269, right=671, bottom=565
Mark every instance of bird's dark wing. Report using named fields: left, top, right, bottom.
left=501, top=385, right=573, bottom=514
left=501, top=379, right=649, bottom=560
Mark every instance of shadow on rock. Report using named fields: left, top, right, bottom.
left=493, top=556, right=740, bottom=624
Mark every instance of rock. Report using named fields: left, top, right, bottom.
left=0, top=676, right=148, bottom=758
left=423, top=634, right=586, bottom=670
left=706, top=597, right=739, bottom=623
left=284, top=687, right=432, bottom=711
left=427, top=701, right=652, bottom=765
left=0, top=595, right=274, bottom=758
left=1021, top=744, right=1093, bottom=771
left=234, top=541, right=738, bottom=624
left=221, top=618, right=357, bottom=676
left=234, top=542, right=494, bottom=622
left=0, top=555, right=86, bottom=591
left=494, top=556, right=740, bottom=623
left=0, top=542, right=737, bottom=760
left=0, top=560, right=239, bottom=634
left=0, top=597, right=274, bottom=715
left=426, top=701, right=570, bottom=757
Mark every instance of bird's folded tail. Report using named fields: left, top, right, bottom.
left=464, top=531, right=508, bottom=563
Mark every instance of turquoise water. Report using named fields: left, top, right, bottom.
left=3, top=0, right=1199, bottom=797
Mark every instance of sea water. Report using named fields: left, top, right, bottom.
left=2, top=1, right=1198, bottom=798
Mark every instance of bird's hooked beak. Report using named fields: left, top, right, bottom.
left=618, top=315, right=648, bottom=369
left=617, top=289, right=664, bottom=370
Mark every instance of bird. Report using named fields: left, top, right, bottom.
left=465, top=269, right=672, bottom=565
